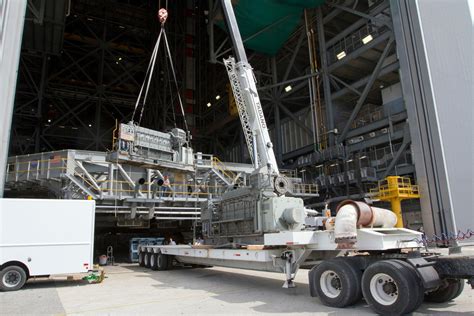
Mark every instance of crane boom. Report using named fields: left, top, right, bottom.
left=221, top=0, right=279, bottom=176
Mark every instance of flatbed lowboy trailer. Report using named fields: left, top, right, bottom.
left=138, top=229, right=474, bottom=315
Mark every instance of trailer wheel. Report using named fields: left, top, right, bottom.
left=138, top=252, right=145, bottom=267
left=362, top=260, right=423, bottom=315
left=390, top=260, right=424, bottom=312
left=425, top=279, right=465, bottom=303
left=0, top=265, right=27, bottom=291
left=150, top=254, right=158, bottom=271
left=144, top=252, right=151, bottom=268
left=311, top=258, right=362, bottom=307
left=156, top=252, right=169, bottom=271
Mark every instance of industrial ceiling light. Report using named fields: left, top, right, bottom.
left=330, top=163, right=338, bottom=167
left=88, top=124, right=92, bottom=127
left=336, top=51, right=346, bottom=60
left=207, top=102, right=211, bottom=107
left=346, top=159, right=353, bottom=163
left=362, top=34, right=373, bottom=44
left=118, top=57, right=122, bottom=61
left=215, top=95, right=221, bottom=100
left=47, top=119, right=51, bottom=123
left=359, top=155, right=367, bottom=159
left=284, top=85, right=292, bottom=92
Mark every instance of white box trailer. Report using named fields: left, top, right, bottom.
left=0, top=198, right=95, bottom=291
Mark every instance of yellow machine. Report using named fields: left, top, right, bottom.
left=370, top=176, right=420, bottom=227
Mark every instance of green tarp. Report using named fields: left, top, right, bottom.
left=218, top=0, right=325, bottom=56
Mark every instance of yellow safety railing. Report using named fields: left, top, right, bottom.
left=212, top=156, right=239, bottom=184
left=370, top=176, right=420, bottom=200
left=111, top=119, right=119, bottom=150
left=370, top=176, right=420, bottom=228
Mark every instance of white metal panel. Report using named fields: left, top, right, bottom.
left=0, top=0, right=27, bottom=196
left=0, top=199, right=95, bottom=276
left=415, top=0, right=474, bottom=237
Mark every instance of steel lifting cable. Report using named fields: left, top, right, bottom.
left=162, top=29, right=189, bottom=134
left=165, top=57, right=177, bottom=127
left=132, top=30, right=162, bottom=121
left=132, top=5, right=189, bottom=137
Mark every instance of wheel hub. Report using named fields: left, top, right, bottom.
left=370, top=273, right=399, bottom=305
left=382, top=280, right=397, bottom=295
left=330, top=275, right=341, bottom=290
left=3, top=271, right=21, bottom=287
left=320, top=270, right=342, bottom=298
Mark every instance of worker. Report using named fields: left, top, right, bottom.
left=195, top=236, right=204, bottom=245
left=169, top=237, right=176, bottom=245
left=160, top=175, right=170, bottom=198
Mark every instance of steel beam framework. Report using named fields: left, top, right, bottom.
left=11, top=0, right=190, bottom=156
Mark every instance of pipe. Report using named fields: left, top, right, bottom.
left=334, top=204, right=359, bottom=243
left=370, top=206, right=398, bottom=228
left=334, top=200, right=397, bottom=245
left=304, top=208, right=320, bottom=216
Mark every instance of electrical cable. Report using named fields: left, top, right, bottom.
left=408, top=228, right=474, bottom=246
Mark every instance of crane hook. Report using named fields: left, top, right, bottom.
left=158, top=8, right=168, bottom=25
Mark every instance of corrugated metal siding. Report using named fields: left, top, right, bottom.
left=226, top=107, right=315, bottom=162
left=279, top=107, right=313, bottom=154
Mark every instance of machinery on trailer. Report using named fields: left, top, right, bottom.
left=137, top=1, right=474, bottom=315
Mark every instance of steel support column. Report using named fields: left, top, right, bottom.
left=316, top=7, right=335, bottom=146
left=338, top=37, right=394, bottom=142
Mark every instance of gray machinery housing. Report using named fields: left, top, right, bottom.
left=202, top=178, right=306, bottom=245
left=108, top=122, right=194, bottom=170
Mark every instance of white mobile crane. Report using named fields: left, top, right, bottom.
left=138, top=1, right=474, bottom=314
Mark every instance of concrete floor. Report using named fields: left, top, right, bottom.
left=1, top=263, right=473, bottom=315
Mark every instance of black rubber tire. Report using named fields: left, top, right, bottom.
left=425, top=279, right=465, bottom=303
left=312, top=258, right=363, bottom=307
left=167, top=256, right=174, bottom=270
left=156, top=252, right=169, bottom=271
left=390, top=260, right=425, bottom=313
left=150, top=254, right=158, bottom=271
left=0, top=265, right=28, bottom=291
left=144, top=252, right=151, bottom=268
left=452, top=279, right=466, bottom=299
left=138, top=252, right=145, bottom=267
left=361, top=260, right=423, bottom=315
